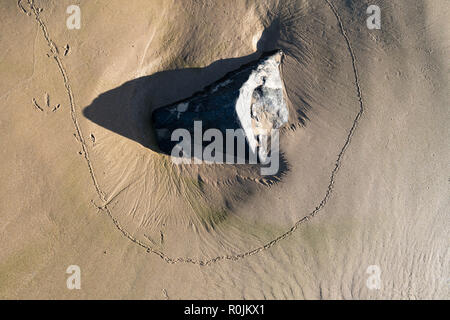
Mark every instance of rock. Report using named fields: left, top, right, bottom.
left=152, top=50, right=288, bottom=162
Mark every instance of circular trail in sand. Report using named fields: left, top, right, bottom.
left=77, top=1, right=364, bottom=264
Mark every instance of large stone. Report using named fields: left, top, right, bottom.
left=152, top=50, right=288, bottom=161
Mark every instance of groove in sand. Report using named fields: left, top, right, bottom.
left=20, top=0, right=366, bottom=266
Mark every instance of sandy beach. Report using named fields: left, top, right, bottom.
left=0, top=0, right=448, bottom=299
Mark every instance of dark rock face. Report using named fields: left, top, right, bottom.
left=152, top=50, right=288, bottom=161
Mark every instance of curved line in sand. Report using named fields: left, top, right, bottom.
left=21, top=0, right=365, bottom=266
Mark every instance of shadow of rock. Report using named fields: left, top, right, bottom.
left=82, top=21, right=304, bottom=153
left=84, top=54, right=266, bottom=150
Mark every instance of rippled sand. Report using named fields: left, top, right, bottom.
left=1, top=0, right=448, bottom=299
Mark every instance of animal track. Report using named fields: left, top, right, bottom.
left=63, top=44, right=70, bottom=56
left=32, top=92, right=60, bottom=112
left=21, top=0, right=366, bottom=266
